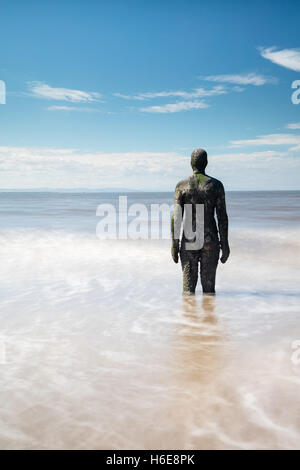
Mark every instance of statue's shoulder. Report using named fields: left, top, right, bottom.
left=175, top=176, right=192, bottom=192
left=206, top=175, right=224, bottom=191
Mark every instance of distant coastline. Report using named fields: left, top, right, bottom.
left=0, top=188, right=299, bottom=193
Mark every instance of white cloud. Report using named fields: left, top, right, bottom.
left=47, top=105, right=101, bottom=112
left=211, top=150, right=286, bottom=160
left=114, top=77, right=276, bottom=114
left=0, top=145, right=299, bottom=191
left=286, top=122, right=300, bottom=130
left=140, top=100, right=209, bottom=113
left=114, top=86, right=226, bottom=101
left=260, top=47, right=300, bottom=72
left=230, top=133, right=300, bottom=151
left=0, top=146, right=189, bottom=189
left=202, top=73, right=277, bottom=86
left=28, top=82, right=102, bottom=102
left=232, top=86, right=245, bottom=92
left=113, top=93, right=146, bottom=101
left=207, top=150, right=300, bottom=190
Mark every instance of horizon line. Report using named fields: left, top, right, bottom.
left=0, top=188, right=299, bottom=193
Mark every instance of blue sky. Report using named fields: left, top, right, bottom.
left=0, top=0, right=300, bottom=190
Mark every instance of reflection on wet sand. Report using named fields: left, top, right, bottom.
left=173, top=294, right=227, bottom=383
left=163, top=295, right=230, bottom=449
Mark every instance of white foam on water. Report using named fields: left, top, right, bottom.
left=0, top=227, right=299, bottom=449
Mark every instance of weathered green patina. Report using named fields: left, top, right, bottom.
left=171, top=148, right=230, bottom=295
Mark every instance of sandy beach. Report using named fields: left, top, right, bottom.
left=0, top=191, right=299, bottom=449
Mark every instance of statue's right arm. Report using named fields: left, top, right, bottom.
left=216, top=182, right=230, bottom=263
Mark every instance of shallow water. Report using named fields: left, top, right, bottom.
left=0, top=191, right=299, bottom=449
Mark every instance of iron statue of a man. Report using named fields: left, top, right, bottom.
left=171, top=148, right=230, bottom=295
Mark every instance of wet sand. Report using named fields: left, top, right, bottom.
left=0, top=192, right=299, bottom=449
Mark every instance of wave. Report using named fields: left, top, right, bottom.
left=0, top=227, right=300, bottom=449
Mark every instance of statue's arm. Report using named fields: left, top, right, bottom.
left=216, top=183, right=230, bottom=263
left=171, top=184, right=184, bottom=263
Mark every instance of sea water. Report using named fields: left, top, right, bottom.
left=0, top=191, right=299, bottom=449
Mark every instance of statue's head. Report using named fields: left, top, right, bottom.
left=191, top=148, right=207, bottom=172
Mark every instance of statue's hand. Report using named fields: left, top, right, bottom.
left=220, top=244, right=230, bottom=264
left=171, top=242, right=179, bottom=264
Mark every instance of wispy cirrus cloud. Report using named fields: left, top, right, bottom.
left=47, top=105, right=101, bottom=112
left=201, top=73, right=277, bottom=86
left=259, top=47, right=300, bottom=72
left=140, top=100, right=209, bottom=113
left=113, top=92, right=146, bottom=101
left=211, top=150, right=287, bottom=160
left=28, top=82, right=102, bottom=102
left=114, top=77, right=275, bottom=114
left=286, top=122, right=300, bottom=130
left=114, top=86, right=226, bottom=101
left=230, top=133, right=300, bottom=151
left=115, top=86, right=227, bottom=113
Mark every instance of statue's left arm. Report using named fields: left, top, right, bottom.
left=171, top=183, right=184, bottom=263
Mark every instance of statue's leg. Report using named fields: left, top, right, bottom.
left=180, top=249, right=199, bottom=295
left=199, top=243, right=220, bottom=294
